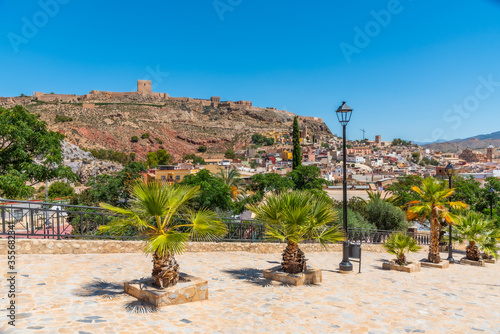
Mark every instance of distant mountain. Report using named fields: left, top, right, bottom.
left=423, top=131, right=500, bottom=153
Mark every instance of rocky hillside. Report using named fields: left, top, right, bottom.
left=24, top=95, right=332, bottom=161
left=61, top=141, right=123, bottom=183
left=424, top=131, right=500, bottom=153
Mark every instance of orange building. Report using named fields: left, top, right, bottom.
left=142, top=165, right=199, bottom=184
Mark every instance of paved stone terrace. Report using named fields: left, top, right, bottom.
left=1, top=249, right=499, bottom=333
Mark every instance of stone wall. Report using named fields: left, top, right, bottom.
left=0, top=238, right=466, bottom=255
left=0, top=239, right=389, bottom=255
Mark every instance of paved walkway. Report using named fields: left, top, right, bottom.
left=1, top=249, right=499, bottom=333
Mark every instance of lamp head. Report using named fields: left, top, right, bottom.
left=336, top=101, right=353, bottom=126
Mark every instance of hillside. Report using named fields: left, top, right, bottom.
left=423, top=131, right=500, bottom=153
left=21, top=94, right=332, bottom=161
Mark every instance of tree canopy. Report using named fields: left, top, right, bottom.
left=0, top=105, right=75, bottom=199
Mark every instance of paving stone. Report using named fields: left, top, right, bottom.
left=1, top=250, right=499, bottom=332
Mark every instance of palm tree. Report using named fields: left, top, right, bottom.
left=407, top=177, right=467, bottom=263
left=247, top=191, right=344, bottom=274
left=383, top=233, right=421, bottom=265
left=451, top=211, right=499, bottom=261
left=216, top=167, right=246, bottom=199
left=99, top=180, right=227, bottom=288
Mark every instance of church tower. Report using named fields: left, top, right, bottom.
left=487, top=145, right=495, bottom=162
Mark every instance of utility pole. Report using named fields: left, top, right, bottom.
left=360, top=129, right=366, bottom=140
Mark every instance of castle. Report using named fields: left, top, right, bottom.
left=1, top=80, right=316, bottom=120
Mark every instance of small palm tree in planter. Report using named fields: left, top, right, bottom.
left=383, top=233, right=421, bottom=266
left=248, top=191, right=344, bottom=275
left=99, top=180, right=227, bottom=289
left=451, top=211, right=499, bottom=262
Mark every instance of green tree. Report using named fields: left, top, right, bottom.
left=156, top=149, right=171, bottom=165
left=146, top=152, right=159, bottom=168
left=386, top=175, right=423, bottom=209
left=48, top=182, right=75, bottom=199
left=292, top=117, right=301, bottom=169
left=131, top=136, right=139, bottom=143
left=224, top=149, right=236, bottom=159
left=365, top=198, right=408, bottom=231
left=248, top=173, right=295, bottom=197
left=216, top=168, right=245, bottom=199
left=141, top=133, right=150, bottom=139
left=0, top=105, right=75, bottom=199
left=287, top=165, right=326, bottom=191
left=100, top=181, right=227, bottom=288
left=248, top=191, right=344, bottom=273
left=181, top=169, right=233, bottom=212
left=383, top=233, right=421, bottom=265
left=333, top=207, right=375, bottom=230
left=198, top=145, right=207, bottom=153
left=407, top=177, right=467, bottom=263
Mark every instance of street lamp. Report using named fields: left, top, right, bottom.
left=336, top=101, right=353, bottom=273
left=444, top=162, right=455, bottom=264
left=488, top=187, right=496, bottom=218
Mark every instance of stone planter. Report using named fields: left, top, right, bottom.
left=263, top=266, right=322, bottom=285
left=484, top=258, right=497, bottom=264
left=382, top=261, right=421, bottom=273
left=460, top=258, right=485, bottom=267
left=420, top=259, right=449, bottom=269
left=124, top=273, right=208, bottom=307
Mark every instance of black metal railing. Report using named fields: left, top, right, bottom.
left=347, top=228, right=431, bottom=245
left=0, top=198, right=431, bottom=245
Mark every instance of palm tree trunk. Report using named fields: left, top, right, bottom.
left=281, top=241, right=307, bottom=274
left=466, top=241, right=480, bottom=261
left=428, top=208, right=441, bottom=263
left=396, top=253, right=406, bottom=266
left=152, top=252, right=179, bottom=288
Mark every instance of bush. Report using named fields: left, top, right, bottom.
left=155, top=137, right=163, bottom=144
left=366, top=198, right=408, bottom=231
left=198, top=145, right=207, bottom=153
left=224, top=149, right=236, bottom=159
left=55, top=115, right=73, bottom=123
left=48, top=182, right=75, bottom=199
left=333, top=208, right=375, bottom=230
left=131, top=136, right=139, bottom=143
left=141, top=133, right=150, bottom=139
left=90, top=148, right=131, bottom=165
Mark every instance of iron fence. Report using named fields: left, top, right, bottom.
left=0, top=199, right=431, bottom=245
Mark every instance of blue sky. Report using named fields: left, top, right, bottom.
left=1, top=0, right=500, bottom=143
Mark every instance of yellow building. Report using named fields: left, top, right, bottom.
left=142, top=165, right=199, bottom=184
left=282, top=150, right=293, bottom=161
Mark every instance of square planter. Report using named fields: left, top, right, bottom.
left=263, top=266, right=322, bottom=285
left=484, top=258, right=497, bottom=264
left=124, top=273, right=208, bottom=307
left=420, top=259, right=449, bottom=269
left=460, top=258, right=485, bottom=266
left=382, top=261, right=421, bottom=273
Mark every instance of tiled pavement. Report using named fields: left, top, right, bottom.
left=1, top=249, right=499, bottom=333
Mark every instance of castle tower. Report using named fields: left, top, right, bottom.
left=375, top=135, right=381, bottom=145
left=487, top=145, right=495, bottom=162
left=137, top=80, right=152, bottom=94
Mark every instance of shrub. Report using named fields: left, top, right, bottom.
left=366, top=198, right=409, bottom=231
left=224, top=149, right=236, bottom=159
left=55, top=115, right=73, bottom=123
left=333, top=208, right=375, bottom=230
left=198, top=145, right=207, bottom=153
left=141, top=133, right=150, bottom=139
left=131, top=136, right=139, bottom=143
left=155, top=137, right=163, bottom=144
left=48, top=182, right=75, bottom=199
left=383, top=233, right=421, bottom=265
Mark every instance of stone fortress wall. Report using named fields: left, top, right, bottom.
left=3, top=80, right=289, bottom=114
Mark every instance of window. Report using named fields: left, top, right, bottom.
left=175, top=175, right=181, bottom=180
left=161, top=175, right=166, bottom=180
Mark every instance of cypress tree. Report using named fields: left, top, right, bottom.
left=292, top=116, right=301, bottom=169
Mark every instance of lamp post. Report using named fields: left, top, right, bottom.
left=336, top=101, right=353, bottom=272
left=444, top=163, right=455, bottom=264
left=488, top=187, right=496, bottom=218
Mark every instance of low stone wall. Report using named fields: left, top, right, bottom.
left=0, top=239, right=468, bottom=255
left=0, top=239, right=394, bottom=255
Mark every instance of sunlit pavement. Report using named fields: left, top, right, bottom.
left=2, top=249, right=499, bottom=333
